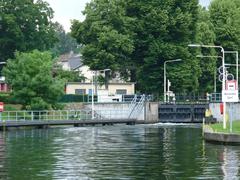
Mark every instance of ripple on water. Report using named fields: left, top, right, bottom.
left=1, top=125, right=240, bottom=179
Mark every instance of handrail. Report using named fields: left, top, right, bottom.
left=128, top=94, right=145, bottom=119
left=0, top=109, right=132, bottom=121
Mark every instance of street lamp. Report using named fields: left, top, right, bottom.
left=164, top=59, right=182, bottom=103
left=91, top=68, right=111, bottom=119
left=91, top=71, right=95, bottom=119
left=196, top=55, right=222, bottom=93
left=225, top=51, right=239, bottom=90
left=94, top=68, right=111, bottom=95
left=188, top=44, right=227, bottom=129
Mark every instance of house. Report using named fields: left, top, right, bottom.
left=58, top=54, right=135, bottom=101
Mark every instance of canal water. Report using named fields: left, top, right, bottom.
left=0, top=124, right=239, bottom=179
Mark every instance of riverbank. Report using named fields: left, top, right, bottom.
left=209, top=121, right=240, bottom=134
left=203, top=121, right=240, bottom=144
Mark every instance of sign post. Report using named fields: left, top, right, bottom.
left=222, top=80, right=239, bottom=132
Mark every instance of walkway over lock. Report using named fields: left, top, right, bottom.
left=0, top=110, right=136, bottom=130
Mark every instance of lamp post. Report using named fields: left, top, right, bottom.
left=225, top=51, right=239, bottom=89
left=196, top=55, right=222, bottom=93
left=91, top=68, right=111, bottom=119
left=188, top=44, right=227, bottom=129
left=164, top=59, right=182, bottom=103
left=100, top=69, right=111, bottom=90
left=91, top=71, right=95, bottom=119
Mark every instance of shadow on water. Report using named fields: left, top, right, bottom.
left=1, top=125, right=240, bottom=179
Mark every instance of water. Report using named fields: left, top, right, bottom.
left=0, top=124, right=239, bottom=179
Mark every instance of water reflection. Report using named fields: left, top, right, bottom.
left=221, top=147, right=239, bottom=180
left=1, top=125, right=240, bottom=179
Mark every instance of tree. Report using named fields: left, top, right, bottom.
left=71, top=0, right=200, bottom=96
left=195, top=7, right=217, bottom=93
left=71, top=0, right=135, bottom=79
left=53, top=64, right=86, bottom=83
left=209, top=0, right=240, bottom=92
left=126, top=0, right=200, bottom=94
left=51, top=22, right=79, bottom=57
left=0, top=0, right=57, bottom=63
left=210, top=0, right=240, bottom=51
left=3, top=50, right=64, bottom=110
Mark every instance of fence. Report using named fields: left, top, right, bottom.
left=59, top=94, right=152, bottom=103
left=210, top=93, right=240, bottom=103
left=0, top=109, right=132, bottom=121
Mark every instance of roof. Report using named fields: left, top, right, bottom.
left=68, top=55, right=83, bottom=70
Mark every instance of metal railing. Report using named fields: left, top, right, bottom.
left=210, top=93, right=222, bottom=102
left=128, top=94, right=146, bottom=119
left=0, top=109, right=132, bottom=121
left=60, top=94, right=151, bottom=103
left=210, top=93, right=240, bottom=103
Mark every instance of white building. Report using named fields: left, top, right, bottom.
left=58, top=54, right=135, bottom=101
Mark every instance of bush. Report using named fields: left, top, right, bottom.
left=0, top=93, right=19, bottom=104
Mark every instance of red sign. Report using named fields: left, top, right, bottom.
left=0, top=102, right=4, bottom=112
left=226, top=80, right=237, bottom=90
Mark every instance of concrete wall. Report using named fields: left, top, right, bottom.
left=84, top=102, right=159, bottom=122
left=209, top=103, right=240, bottom=121
left=145, top=102, right=159, bottom=123
left=84, top=103, right=144, bottom=121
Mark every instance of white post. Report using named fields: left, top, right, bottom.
left=164, top=59, right=182, bottom=103
left=237, top=51, right=239, bottom=90
left=214, top=69, right=216, bottom=93
left=92, top=73, right=94, bottom=119
left=222, top=48, right=227, bottom=129
left=164, top=62, right=166, bottom=103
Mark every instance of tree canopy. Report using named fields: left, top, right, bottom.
left=51, top=22, right=79, bottom=57
left=0, top=0, right=57, bottom=62
left=210, top=0, right=240, bottom=51
left=3, top=50, right=64, bottom=110
left=71, top=0, right=200, bottom=95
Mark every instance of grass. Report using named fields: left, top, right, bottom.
left=208, top=121, right=240, bottom=134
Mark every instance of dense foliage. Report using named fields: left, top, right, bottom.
left=0, top=0, right=57, bottom=63
left=71, top=0, right=240, bottom=96
left=51, top=22, right=79, bottom=57
left=3, top=50, right=64, bottom=110
left=71, top=0, right=201, bottom=96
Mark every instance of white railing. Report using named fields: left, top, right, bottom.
left=0, top=109, right=132, bottom=121
left=128, top=94, right=145, bottom=119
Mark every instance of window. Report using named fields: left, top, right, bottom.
left=88, top=89, right=94, bottom=95
left=75, top=89, right=86, bottom=95
left=116, top=89, right=127, bottom=95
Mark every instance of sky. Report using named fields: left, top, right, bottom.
left=45, top=0, right=211, bottom=32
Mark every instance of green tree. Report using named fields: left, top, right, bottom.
left=53, top=65, right=86, bottom=82
left=72, top=0, right=200, bottom=96
left=126, top=0, right=200, bottom=94
left=0, top=0, right=57, bottom=63
left=195, top=7, right=217, bottom=93
left=51, top=22, right=78, bottom=57
left=210, top=0, right=240, bottom=51
left=3, top=50, right=64, bottom=110
left=71, top=0, right=135, bottom=79
left=209, top=0, right=240, bottom=92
